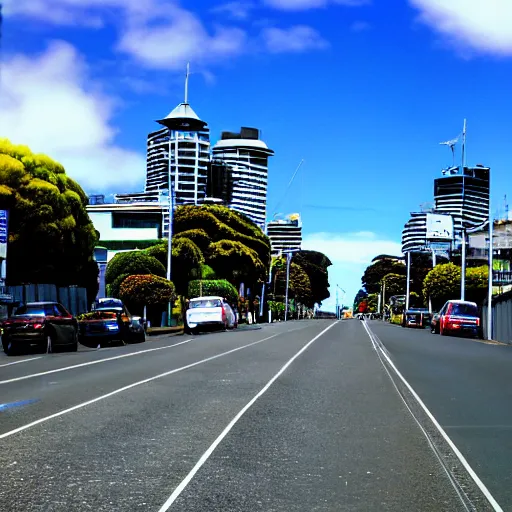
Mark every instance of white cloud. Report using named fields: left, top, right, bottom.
left=263, top=0, right=369, bottom=10
left=302, top=231, right=402, bottom=311
left=117, top=5, right=249, bottom=70
left=409, top=0, right=512, bottom=56
left=0, top=41, right=145, bottom=193
left=261, top=25, right=329, bottom=53
left=211, top=2, right=257, bottom=20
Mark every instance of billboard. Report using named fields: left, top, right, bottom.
left=426, top=213, right=453, bottom=241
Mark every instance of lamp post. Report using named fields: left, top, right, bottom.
left=336, top=285, right=346, bottom=318
left=405, top=251, right=411, bottom=310
left=487, top=216, right=494, bottom=341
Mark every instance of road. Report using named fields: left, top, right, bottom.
left=0, top=319, right=505, bottom=511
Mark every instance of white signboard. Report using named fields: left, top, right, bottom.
left=426, top=214, right=453, bottom=241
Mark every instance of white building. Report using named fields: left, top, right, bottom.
left=86, top=199, right=166, bottom=262
left=212, top=127, right=274, bottom=229
left=267, top=215, right=302, bottom=256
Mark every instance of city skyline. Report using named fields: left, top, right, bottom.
left=3, top=1, right=512, bottom=309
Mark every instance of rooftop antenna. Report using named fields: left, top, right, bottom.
left=184, top=62, right=190, bottom=104
left=439, top=135, right=460, bottom=167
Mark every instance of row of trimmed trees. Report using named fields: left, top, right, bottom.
left=0, top=138, right=333, bottom=324
left=355, top=256, right=489, bottom=313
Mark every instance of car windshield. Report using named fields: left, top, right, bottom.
left=95, top=299, right=123, bottom=309
left=452, top=304, right=479, bottom=316
left=14, top=304, right=54, bottom=316
left=190, top=299, right=222, bottom=308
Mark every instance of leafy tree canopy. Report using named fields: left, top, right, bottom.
left=207, top=239, right=266, bottom=286
left=292, top=250, right=331, bottom=306
left=119, top=274, right=175, bottom=315
left=382, top=273, right=406, bottom=299
left=423, top=263, right=461, bottom=310
left=362, top=258, right=406, bottom=294
left=353, top=289, right=368, bottom=310
left=188, top=279, right=239, bottom=305
left=273, top=260, right=313, bottom=308
left=105, top=251, right=166, bottom=285
left=174, top=205, right=270, bottom=266
left=0, top=138, right=98, bottom=301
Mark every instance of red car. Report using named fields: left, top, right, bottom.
left=431, top=300, right=481, bottom=338
left=1, top=301, right=78, bottom=355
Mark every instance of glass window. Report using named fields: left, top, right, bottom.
left=451, top=303, right=478, bottom=316
left=190, top=299, right=222, bottom=308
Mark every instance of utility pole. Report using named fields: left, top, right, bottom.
left=166, top=141, right=175, bottom=326
left=487, top=209, right=493, bottom=340
left=461, top=228, right=466, bottom=301
left=405, top=251, right=411, bottom=310
left=282, top=248, right=300, bottom=321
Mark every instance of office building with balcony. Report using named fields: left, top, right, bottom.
left=402, top=212, right=429, bottom=253
left=267, top=215, right=302, bottom=256
left=434, top=165, right=490, bottom=245
left=212, top=127, right=274, bottom=229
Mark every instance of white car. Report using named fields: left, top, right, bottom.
left=185, top=296, right=238, bottom=334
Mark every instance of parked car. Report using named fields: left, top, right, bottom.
left=1, top=301, right=78, bottom=355
left=77, top=298, right=146, bottom=347
left=185, top=296, right=237, bottom=334
left=402, top=308, right=431, bottom=328
left=430, top=300, right=481, bottom=338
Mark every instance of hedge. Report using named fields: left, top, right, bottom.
left=188, top=279, right=239, bottom=305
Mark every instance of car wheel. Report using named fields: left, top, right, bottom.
left=4, top=339, right=16, bottom=356
left=46, top=334, right=53, bottom=354
left=69, top=330, right=79, bottom=351
left=138, top=330, right=146, bottom=343
left=440, top=324, right=447, bottom=336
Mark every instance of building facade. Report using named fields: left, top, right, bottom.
left=145, top=102, right=210, bottom=205
left=212, top=127, right=274, bottom=229
left=434, top=165, right=490, bottom=244
left=267, top=215, right=302, bottom=256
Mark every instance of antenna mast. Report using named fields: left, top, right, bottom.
left=461, top=118, right=467, bottom=169
left=184, top=62, right=190, bottom=104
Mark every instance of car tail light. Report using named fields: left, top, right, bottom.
left=221, top=305, right=227, bottom=320
left=33, top=323, right=43, bottom=329
left=476, top=318, right=480, bottom=326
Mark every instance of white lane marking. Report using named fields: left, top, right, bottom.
left=157, top=321, right=338, bottom=511
left=0, top=357, right=43, bottom=368
left=362, top=321, right=504, bottom=512
left=0, top=332, right=283, bottom=440
left=0, top=339, right=194, bottom=385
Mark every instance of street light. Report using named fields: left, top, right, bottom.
left=336, top=285, right=346, bottom=319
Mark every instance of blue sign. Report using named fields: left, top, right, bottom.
left=0, top=210, right=7, bottom=259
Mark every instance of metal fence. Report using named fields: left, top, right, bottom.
left=482, top=290, right=512, bottom=343
left=7, top=284, right=89, bottom=316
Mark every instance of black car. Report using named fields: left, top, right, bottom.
left=77, top=298, right=145, bottom=347
left=402, top=308, right=431, bottom=329
left=2, top=302, right=78, bottom=355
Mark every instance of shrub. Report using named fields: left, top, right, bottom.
left=188, top=279, right=239, bottom=305
left=105, top=251, right=166, bottom=285
left=119, top=274, right=175, bottom=316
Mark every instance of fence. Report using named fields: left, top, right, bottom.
left=7, top=284, right=89, bottom=316
left=482, top=290, right=512, bottom=343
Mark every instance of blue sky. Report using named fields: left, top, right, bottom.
left=2, top=0, right=512, bottom=310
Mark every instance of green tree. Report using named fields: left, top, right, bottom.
left=273, top=260, right=313, bottom=308
left=382, top=273, right=406, bottom=298
left=292, top=250, right=332, bottom=306
left=367, top=293, right=379, bottom=313
left=188, top=279, right=239, bottom=304
left=171, top=237, right=204, bottom=296
left=353, top=289, right=368, bottom=311
left=466, top=266, right=488, bottom=305
left=423, top=263, right=461, bottom=310
left=119, top=274, right=175, bottom=323
left=0, top=139, right=99, bottom=302
left=173, top=205, right=271, bottom=267
left=207, top=239, right=266, bottom=286
left=172, top=229, right=211, bottom=254
left=105, top=251, right=166, bottom=290
left=362, top=259, right=406, bottom=295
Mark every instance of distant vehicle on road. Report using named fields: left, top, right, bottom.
left=430, top=300, right=481, bottom=338
left=77, top=298, right=146, bottom=347
left=402, top=308, right=431, bottom=329
left=1, top=301, right=78, bottom=355
left=185, top=296, right=237, bottom=334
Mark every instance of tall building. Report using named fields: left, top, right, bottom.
left=434, top=165, right=490, bottom=244
left=267, top=214, right=302, bottom=256
left=401, top=210, right=454, bottom=253
left=204, top=159, right=233, bottom=205
left=212, top=127, right=274, bottom=229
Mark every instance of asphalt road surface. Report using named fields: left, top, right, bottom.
left=0, top=319, right=505, bottom=511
